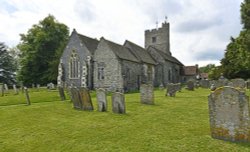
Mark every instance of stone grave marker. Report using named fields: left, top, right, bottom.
left=13, top=84, right=18, bottom=95
left=159, top=83, right=164, bottom=90
left=78, top=87, right=94, bottom=110
left=96, top=88, right=107, bottom=112
left=4, top=84, right=8, bottom=93
left=140, top=84, right=154, bottom=104
left=70, top=87, right=81, bottom=109
left=112, top=92, right=126, bottom=114
left=0, top=83, right=4, bottom=97
left=186, top=80, right=194, bottom=91
left=208, top=87, right=250, bottom=142
left=200, top=80, right=210, bottom=88
left=58, top=86, right=66, bottom=101
left=231, top=78, right=245, bottom=89
left=166, top=83, right=177, bottom=97
left=24, top=87, right=31, bottom=105
left=246, top=81, right=250, bottom=89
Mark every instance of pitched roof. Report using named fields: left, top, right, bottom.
left=124, top=40, right=156, bottom=65
left=101, top=38, right=139, bottom=63
left=148, top=46, right=183, bottom=65
left=77, top=33, right=99, bottom=55
left=183, top=66, right=198, bottom=76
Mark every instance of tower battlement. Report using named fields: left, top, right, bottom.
left=145, top=21, right=171, bottom=55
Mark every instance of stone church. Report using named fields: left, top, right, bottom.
left=58, top=21, right=183, bottom=91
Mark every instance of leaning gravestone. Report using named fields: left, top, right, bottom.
left=166, top=83, right=177, bottom=97
left=96, top=88, right=107, bottom=112
left=70, top=87, right=81, bottom=109
left=112, top=92, right=126, bottom=114
left=58, top=86, right=66, bottom=101
left=78, top=87, right=94, bottom=110
left=231, top=78, right=245, bottom=89
left=186, top=80, right=194, bottom=91
left=0, top=83, right=4, bottom=97
left=208, top=87, right=250, bottom=142
left=140, top=84, right=154, bottom=104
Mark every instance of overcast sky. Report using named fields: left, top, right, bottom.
left=0, top=0, right=243, bottom=66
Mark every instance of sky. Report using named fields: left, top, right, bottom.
left=0, top=0, right=244, bottom=66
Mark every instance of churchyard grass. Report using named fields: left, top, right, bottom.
left=1, top=88, right=250, bottom=151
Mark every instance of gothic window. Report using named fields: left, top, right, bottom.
left=152, top=37, right=156, bottom=43
left=69, top=50, right=80, bottom=79
left=98, top=63, right=105, bottom=80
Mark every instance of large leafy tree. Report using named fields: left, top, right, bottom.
left=18, top=15, right=69, bottom=85
left=0, top=42, right=17, bottom=84
left=221, top=0, right=250, bottom=79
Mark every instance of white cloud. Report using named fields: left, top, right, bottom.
left=0, top=0, right=244, bottom=66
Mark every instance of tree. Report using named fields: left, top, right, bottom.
left=221, top=0, right=250, bottom=79
left=0, top=42, right=17, bottom=84
left=199, top=64, right=216, bottom=73
left=18, top=15, right=69, bottom=85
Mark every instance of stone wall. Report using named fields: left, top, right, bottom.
left=94, top=40, right=123, bottom=91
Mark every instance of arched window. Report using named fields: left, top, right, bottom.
left=69, top=50, right=80, bottom=79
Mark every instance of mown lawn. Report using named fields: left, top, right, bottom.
left=0, top=88, right=250, bottom=152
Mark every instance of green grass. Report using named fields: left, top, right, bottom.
left=0, top=88, right=250, bottom=151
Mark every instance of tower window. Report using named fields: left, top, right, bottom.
left=69, top=50, right=80, bottom=79
left=152, top=37, right=156, bottom=43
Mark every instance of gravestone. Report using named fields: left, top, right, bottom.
left=166, top=83, right=177, bottom=97
left=208, top=87, right=250, bottom=142
left=0, top=83, right=4, bottom=97
left=4, top=84, right=8, bottom=93
left=70, top=87, right=81, bottom=109
left=96, top=88, right=107, bottom=112
left=13, top=84, right=18, bottom=95
left=140, top=84, right=154, bottom=104
left=112, top=92, right=126, bottom=114
left=24, top=87, right=31, bottom=105
left=37, top=84, right=40, bottom=91
left=231, top=78, right=245, bottom=89
left=159, top=83, right=164, bottom=90
left=78, top=87, right=94, bottom=110
left=32, top=84, right=35, bottom=88
left=186, top=80, right=194, bottom=91
left=58, top=86, right=66, bottom=101
left=246, top=81, right=250, bottom=89
left=200, top=80, right=210, bottom=88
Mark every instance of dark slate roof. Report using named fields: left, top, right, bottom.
left=124, top=40, right=156, bottom=65
left=148, top=46, right=183, bottom=65
left=77, top=34, right=99, bottom=55
left=102, top=38, right=139, bottom=63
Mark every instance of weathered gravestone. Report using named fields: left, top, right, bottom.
left=166, top=83, right=177, bottom=97
left=231, top=78, right=245, bottom=89
left=70, top=87, right=94, bottom=110
left=208, top=87, right=250, bottom=142
left=13, top=84, right=18, bottom=95
left=58, top=86, right=66, bottom=101
left=0, top=83, right=4, bottom=97
left=186, top=80, right=194, bottom=91
left=96, top=88, right=107, bottom=112
left=112, top=92, right=126, bottom=114
left=159, top=83, right=164, bottom=90
left=200, top=80, right=210, bottom=88
left=24, top=87, right=31, bottom=105
left=140, top=84, right=154, bottom=104
left=4, top=84, right=8, bottom=93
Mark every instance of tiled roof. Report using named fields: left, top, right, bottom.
left=77, top=34, right=99, bottom=55
left=124, top=40, right=156, bottom=65
left=148, top=46, right=183, bottom=65
left=102, top=38, right=139, bottom=63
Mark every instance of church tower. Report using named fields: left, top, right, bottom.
left=145, top=21, right=171, bottom=55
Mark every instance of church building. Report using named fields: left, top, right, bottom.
left=58, top=21, right=183, bottom=91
